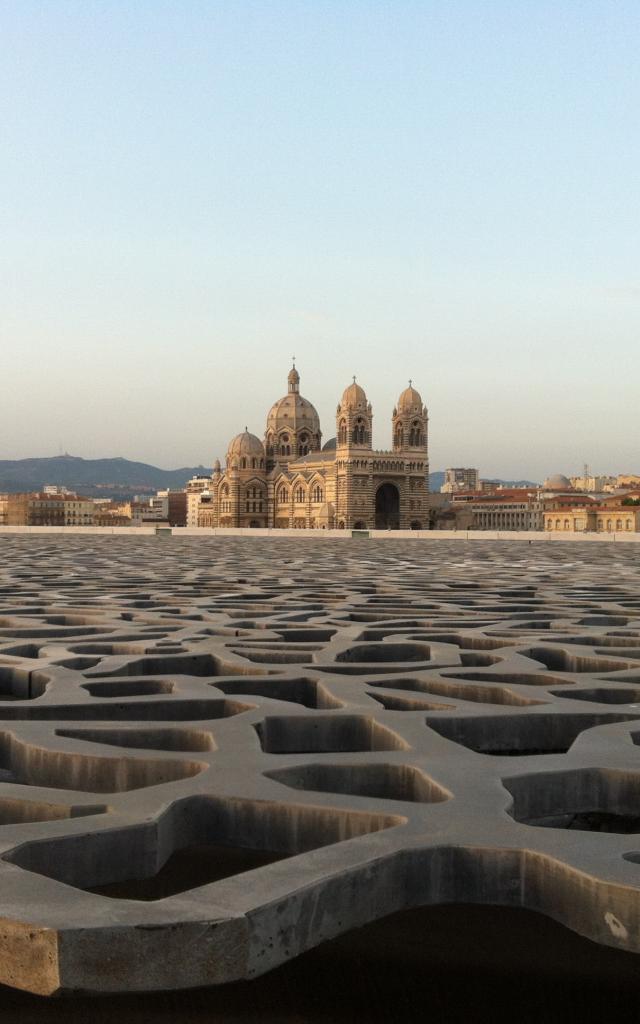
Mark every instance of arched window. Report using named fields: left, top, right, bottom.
left=616, top=519, right=622, bottom=531
left=277, top=487, right=289, bottom=503
left=564, top=519, right=569, bottom=530
left=627, top=519, right=632, bottom=531
left=251, top=458, right=256, bottom=469
left=395, top=425, right=404, bottom=447
left=352, top=418, right=366, bottom=444
left=295, top=486, right=305, bottom=503
left=312, top=485, right=323, bottom=503
left=299, top=434, right=309, bottom=456
left=607, top=519, right=612, bottom=532
left=408, top=421, right=423, bottom=446
left=241, top=457, right=246, bottom=469
left=338, top=419, right=347, bottom=445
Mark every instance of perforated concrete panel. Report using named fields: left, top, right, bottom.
left=0, top=535, right=640, bottom=993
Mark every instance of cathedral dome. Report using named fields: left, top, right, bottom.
left=227, top=430, right=265, bottom=460
left=340, top=380, right=368, bottom=410
left=265, top=366, right=321, bottom=439
left=397, top=384, right=423, bottom=414
left=322, top=437, right=337, bottom=451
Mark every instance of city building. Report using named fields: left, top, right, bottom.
left=5, top=492, right=94, bottom=526
left=62, top=497, right=95, bottom=526
left=186, top=476, right=213, bottom=527
left=437, top=488, right=542, bottom=531
left=440, top=468, right=480, bottom=493
left=544, top=505, right=640, bottom=533
left=569, top=473, right=617, bottom=492
left=194, top=365, right=429, bottom=530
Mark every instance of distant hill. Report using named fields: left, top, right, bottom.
left=0, top=458, right=538, bottom=499
left=429, top=471, right=538, bottom=491
left=0, top=456, right=209, bottom=498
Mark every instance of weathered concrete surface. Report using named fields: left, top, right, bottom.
left=0, top=535, right=640, bottom=994
left=2, top=525, right=640, bottom=541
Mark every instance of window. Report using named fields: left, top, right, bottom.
left=409, top=421, right=422, bottom=446
left=352, top=419, right=366, bottom=444
left=295, top=486, right=305, bottom=503
left=338, top=419, right=347, bottom=445
left=312, top=485, right=323, bottom=503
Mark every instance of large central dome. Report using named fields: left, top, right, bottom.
left=265, top=364, right=322, bottom=462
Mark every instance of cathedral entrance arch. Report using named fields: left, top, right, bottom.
left=375, top=483, right=400, bottom=529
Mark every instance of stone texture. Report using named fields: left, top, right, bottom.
left=0, top=535, right=640, bottom=993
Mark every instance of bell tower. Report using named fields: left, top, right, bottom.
left=392, top=381, right=428, bottom=451
left=335, top=378, right=374, bottom=529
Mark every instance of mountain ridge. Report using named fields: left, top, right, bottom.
left=0, top=456, right=209, bottom=497
left=0, top=457, right=537, bottom=498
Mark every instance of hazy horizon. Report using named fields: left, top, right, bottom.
left=2, top=2, right=638, bottom=479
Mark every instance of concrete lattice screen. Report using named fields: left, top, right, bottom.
left=0, top=536, right=640, bottom=993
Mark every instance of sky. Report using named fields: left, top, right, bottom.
left=1, top=1, right=638, bottom=480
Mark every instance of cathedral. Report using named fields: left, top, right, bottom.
left=198, top=364, right=429, bottom=530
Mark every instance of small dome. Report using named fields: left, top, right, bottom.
left=340, top=379, right=367, bottom=410
left=288, top=366, right=300, bottom=392
left=322, top=437, right=337, bottom=451
left=543, top=473, right=572, bottom=490
left=397, top=384, right=423, bottom=413
left=227, top=430, right=265, bottom=460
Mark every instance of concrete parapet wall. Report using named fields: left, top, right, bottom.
left=1, top=525, right=640, bottom=542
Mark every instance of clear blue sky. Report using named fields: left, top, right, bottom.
left=1, top=1, right=638, bottom=479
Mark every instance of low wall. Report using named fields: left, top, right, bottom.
left=0, top=526, right=160, bottom=535
left=1, top=525, right=639, bottom=542
left=177, top=528, right=640, bottom=542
